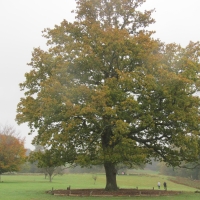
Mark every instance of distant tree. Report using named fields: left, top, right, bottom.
left=0, top=125, right=26, bottom=180
left=42, top=165, right=64, bottom=182
left=191, top=166, right=200, bottom=180
left=145, top=159, right=159, bottom=172
left=27, top=145, right=47, bottom=174
left=19, top=148, right=42, bottom=173
left=159, top=161, right=200, bottom=180
left=29, top=148, right=65, bottom=182
left=16, top=0, right=200, bottom=190
left=92, top=174, right=97, bottom=184
left=159, top=162, right=177, bottom=176
left=68, top=165, right=104, bottom=173
left=19, top=162, right=30, bottom=173
left=116, top=163, right=144, bottom=175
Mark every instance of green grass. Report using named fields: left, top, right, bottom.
left=0, top=173, right=199, bottom=200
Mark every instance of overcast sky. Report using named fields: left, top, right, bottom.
left=1, top=0, right=200, bottom=150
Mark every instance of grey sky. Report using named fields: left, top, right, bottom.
left=0, top=0, right=200, bottom=150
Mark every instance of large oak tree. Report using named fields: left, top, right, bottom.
left=16, top=0, right=200, bottom=190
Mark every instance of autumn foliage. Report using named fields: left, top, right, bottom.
left=0, top=125, right=26, bottom=175
left=16, top=0, right=200, bottom=190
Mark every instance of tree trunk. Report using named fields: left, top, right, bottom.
left=49, top=174, right=52, bottom=182
left=104, top=162, right=118, bottom=190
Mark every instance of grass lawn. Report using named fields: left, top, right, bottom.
left=0, top=173, right=199, bottom=200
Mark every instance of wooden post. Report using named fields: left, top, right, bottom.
left=51, top=187, right=54, bottom=195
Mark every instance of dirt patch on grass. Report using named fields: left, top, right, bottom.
left=47, top=188, right=182, bottom=197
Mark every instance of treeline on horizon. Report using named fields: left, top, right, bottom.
left=18, top=148, right=200, bottom=181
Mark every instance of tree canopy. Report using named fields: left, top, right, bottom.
left=16, top=0, right=200, bottom=190
left=29, top=146, right=65, bottom=182
left=0, top=125, right=26, bottom=176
